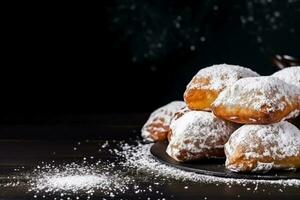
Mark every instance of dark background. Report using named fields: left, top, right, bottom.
left=1, top=0, right=300, bottom=125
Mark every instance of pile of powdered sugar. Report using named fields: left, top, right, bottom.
left=28, top=161, right=133, bottom=198
left=187, top=64, right=259, bottom=91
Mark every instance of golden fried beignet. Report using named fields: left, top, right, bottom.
left=212, top=76, right=300, bottom=124
left=225, top=121, right=300, bottom=172
left=272, top=66, right=300, bottom=88
left=166, top=111, right=238, bottom=162
left=184, top=64, right=259, bottom=111
left=141, top=101, right=186, bottom=142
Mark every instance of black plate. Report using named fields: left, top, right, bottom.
left=150, top=142, right=300, bottom=180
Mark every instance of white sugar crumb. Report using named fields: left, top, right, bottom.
left=252, top=162, right=274, bottom=172
left=187, top=64, right=259, bottom=91
left=225, top=121, right=300, bottom=172
left=166, top=111, right=237, bottom=161
left=272, top=66, right=300, bottom=88
left=213, top=76, right=300, bottom=113
left=101, top=141, right=109, bottom=148
left=141, top=101, right=186, bottom=141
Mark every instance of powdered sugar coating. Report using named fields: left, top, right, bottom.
left=272, top=67, right=300, bottom=88
left=141, top=101, right=186, bottom=141
left=213, top=76, right=300, bottom=113
left=187, top=64, right=259, bottom=91
left=166, top=111, right=237, bottom=161
left=170, top=106, right=191, bottom=122
left=225, top=121, right=300, bottom=172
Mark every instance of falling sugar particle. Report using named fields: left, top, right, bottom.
left=274, top=11, right=280, bottom=17
left=132, top=56, right=137, bottom=63
left=150, top=66, right=157, bottom=72
left=248, top=16, right=254, bottom=22
left=257, top=36, right=262, bottom=43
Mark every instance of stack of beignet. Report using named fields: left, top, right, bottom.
left=141, top=64, right=300, bottom=173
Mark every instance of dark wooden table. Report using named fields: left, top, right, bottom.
left=0, top=114, right=299, bottom=200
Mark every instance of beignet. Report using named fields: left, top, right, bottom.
left=272, top=67, right=300, bottom=124
left=225, top=121, right=300, bottom=172
left=184, top=64, right=259, bottom=111
left=212, top=76, right=300, bottom=124
left=166, top=111, right=238, bottom=162
left=272, top=66, right=300, bottom=88
left=141, top=101, right=186, bottom=142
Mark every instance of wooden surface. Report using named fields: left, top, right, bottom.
left=0, top=115, right=299, bottom=199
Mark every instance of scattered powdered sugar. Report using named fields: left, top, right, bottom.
left=225, top=121, right=300, bottom=172
left=187, top=64, right=259, bottom=91
left=213, top=76, right=300, bottom=113
left=4, top=139, right=299, bottom=199
left=166, top=111, right=237, bottom=161
left=141, top=101, right=186, bottom=141
left=120, top=141, right=300, bottom=187
left=28, top=162, right=131, bottom=198
left=272, top=66, right=300, bottom=88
